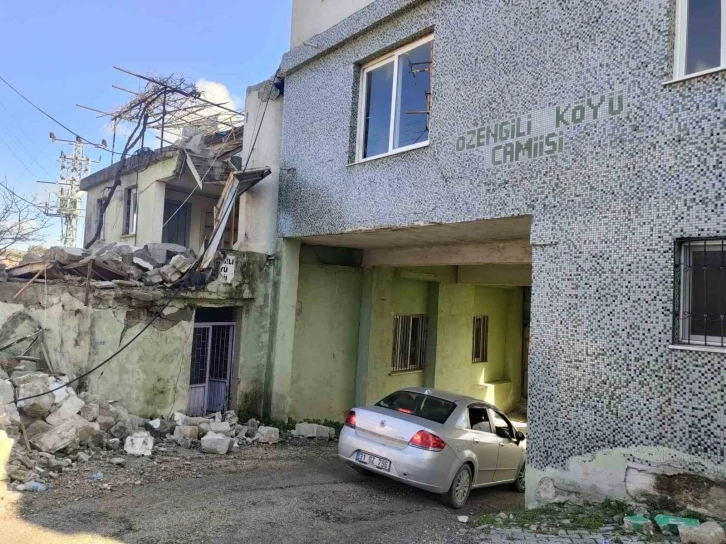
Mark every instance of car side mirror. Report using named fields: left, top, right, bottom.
left=515, top=431, right=525, bottom=442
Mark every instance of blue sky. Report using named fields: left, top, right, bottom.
left=0, top=0, right=291, bottom=246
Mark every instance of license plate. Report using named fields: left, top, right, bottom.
left=356, top=451, right=391, bottom=472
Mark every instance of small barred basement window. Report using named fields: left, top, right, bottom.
left=472, top=315, right=489, bottom=363
left=674, top=238, right=726, bottom=346
left=392, top=314, right=427, bottom=372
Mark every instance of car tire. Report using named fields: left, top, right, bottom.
left=442, top=464, right=472, bottom=509
left=513, top=464, right=525, bottom=493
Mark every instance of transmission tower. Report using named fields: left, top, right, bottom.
left=42, top=133, right=99, bottom=247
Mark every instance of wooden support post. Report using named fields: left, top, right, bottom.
left=12, top=263, right=49, bottom=301
left=13, top=388, right=31, bottom=451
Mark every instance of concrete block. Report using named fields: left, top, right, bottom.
left=210, top=422, right=231, bottom=436
left=173, top=425, right=198, bottom=442
left=79, top=403, right=99, bottom=422
left=0, top=403, right=19, bottom=429
left=16, top=381, right=54, bottom=419
left=679, top=522, right=725, bottom=544
left=159, top=263, right=182, bottom=283
left=200, top=432, right=231, bottom=454
left=24, top=420, right=51, bottom=439
left=42, top=246, right=90, bottom=264
left=144, top=418, right=175, bottom=439
left=655, top=515, right=701, bottom=533
left=169, top=254, right=194, bottom=273
left=132, top=249, right=159, bottom=271
left=96, top=415, right=115, bottom=432
left=0, top=380, right=13, bottom=405
left=46, top=395, right=85, bottom=426
left=144, top=243, right=186, bottom=263
left=257, top=426, right=280, bottom=444
left=124, top=431, right=154, bottom=457
left=108, top=420, right=133, bottom=440
left=0, top=430, right=13, bottom=481
left=142, top=269, right=163, bottom=285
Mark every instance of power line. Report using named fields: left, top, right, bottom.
left=0, top=75, right=110, bottom=153
left=13, top=68, right=280, bottom=405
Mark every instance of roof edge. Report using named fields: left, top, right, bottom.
left=280, top=0, right=429, bottom=76
left=80, top=147, right=180, bottom=191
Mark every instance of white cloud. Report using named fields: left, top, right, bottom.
left=196, top=78, right=238, bottom=111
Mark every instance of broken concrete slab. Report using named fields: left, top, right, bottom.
left=46, top=395, right=85, bottom=426
left=159, top=263, right=182, bottom=283
left=183, top=416, right=207, bottom=426
left=132, top=249, right=159, bottom=271
left=169, top=254, right=195, bottom=273
left=0, top=430, right=12, bottom=480
left=24, top=420, right=52, bottom=440
left=295, top=422, right=334, bottom=440
left=142, top=269, right=163, bottom=285
left=124, top=431, right=154, bottom=457
left=679, top=522, right=725, bottom=544
left=144, top=243, right=187, bottom=263
left=84, top=429, right=106, bottom=449
left=10, top=372, right=49, bottom=388
left=172, top=412, right=187, bottom=426
left=42, top=247, right=90, bottom=265
left=29, top=419, right=79, bottom=452
left=198, top=421, right=211, bottom=438
left=257, top=426, right=280, bottom=444
left=200, top=431, right=231, bottom=455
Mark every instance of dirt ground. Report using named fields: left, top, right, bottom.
left=0, top=438, right=524, bottom=543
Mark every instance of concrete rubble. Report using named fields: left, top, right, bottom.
left=5, top=243, right=200, bottom=290
left=0, top=366, right=306, bottom=502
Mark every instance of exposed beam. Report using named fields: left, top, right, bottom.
left=457, top=264, right=532, bottom=287
left=362, top=240, right=532, bottom=268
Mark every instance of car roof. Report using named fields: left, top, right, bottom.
left=401, top=387, right=498, bottom=410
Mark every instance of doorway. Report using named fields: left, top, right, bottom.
left=188, top=307, right=236, bottom=416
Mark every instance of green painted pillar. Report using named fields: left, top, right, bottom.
left=355, top=268, right=394, bottom=405
left=268, top=238, right=301, bottom=421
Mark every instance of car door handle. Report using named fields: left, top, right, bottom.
left=473, top=438, right=480, bottom=444
left=499, top=443, right=505, bottom=447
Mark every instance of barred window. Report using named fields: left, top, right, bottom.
left=392, top=314, right=427, bottom=372
left=472, top=315, right=489, bottom=363
left=674, top=239, right=726, bottom=346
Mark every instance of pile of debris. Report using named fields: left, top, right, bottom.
left=0, top=364, right=337, bottom=499
left=4, top=242, right=198, bottom=289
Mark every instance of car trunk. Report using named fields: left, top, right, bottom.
left=353, top=406, right=438, bottom=450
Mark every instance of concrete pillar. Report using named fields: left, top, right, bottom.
left=355, top=268, right=394, bottom=406
left=503, top=287, right=524, bottom=410
left=136, top=181, right=165, bottom=246
left=236, top=81, right=284, bottom=256
left=267, top=238, right=301, bottom=421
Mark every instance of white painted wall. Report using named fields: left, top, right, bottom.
left=290, top=0, right=374, bottom=48
left=235, top=81, right=284, bottom=255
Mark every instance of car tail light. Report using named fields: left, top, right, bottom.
left=397, top=408, right=413, bottom=414
left=409, top=430, right=446, bottom=451
left=345, top=410, right=356, bottom=428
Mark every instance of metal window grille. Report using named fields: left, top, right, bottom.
left=674, top=238, right=726, bottom=346
left=472, top=315, right=489, bottom=363
left=392, top=314, right=427, bottom=372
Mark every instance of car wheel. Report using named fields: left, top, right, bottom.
left=442, top=464, right=472, bottom=509
left=513, top=464, right=525, bottom=493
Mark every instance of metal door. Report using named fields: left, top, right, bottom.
left=188, top=322, right=234, bottom=416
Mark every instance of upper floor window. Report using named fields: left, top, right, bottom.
left=357, top=35, right=433, bottom=161
left=675, top=0, right=725, bottom=78
left=123, top=187, right=137, bottom=235
left=674, top=239, right=726, bottom=346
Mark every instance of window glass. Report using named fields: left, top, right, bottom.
left=363, top=62, right=394, bottom=158
left=468, top=407, right=492, bottom=433
left=394, top=41, right=432, bottom=149
left=689, top=245, right=726, bottom=338
left=686, top=0, right=722, bottom=74
left=376, top=390, right=456, bottom=424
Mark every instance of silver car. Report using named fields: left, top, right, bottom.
left=338, top=387, right=526, bottom=508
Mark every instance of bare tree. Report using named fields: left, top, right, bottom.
left=0, top=180, right=51, bottom=259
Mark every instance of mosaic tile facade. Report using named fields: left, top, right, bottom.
left=278, top=0, right=726, bottom=474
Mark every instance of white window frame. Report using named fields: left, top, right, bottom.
left=678, top=239, right=726, bottom=346
left=355, top=34, right=434, bottom=163
left=123, top=187, right=137, bottom=236
left=674, top=0, right=726, bottom=79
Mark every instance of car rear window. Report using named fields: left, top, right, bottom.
left=376, top=391, right=457, bottom=424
